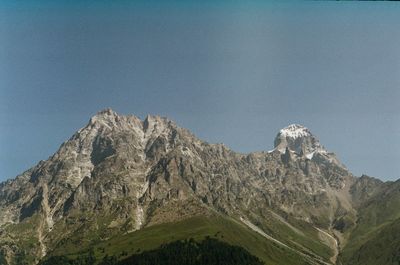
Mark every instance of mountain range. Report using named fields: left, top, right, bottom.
left=1, top=109, right=399, bottom=265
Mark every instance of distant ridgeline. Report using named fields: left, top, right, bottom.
left=2, top=109, right=400, bottom=265
left=39, top=237, right=264, bottom=265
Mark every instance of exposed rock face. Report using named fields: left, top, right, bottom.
left=274, top=124, right=326, bottom=155
left=0, top=109, right=397, bottom=265
left=274, top=124, right=345, bottom=170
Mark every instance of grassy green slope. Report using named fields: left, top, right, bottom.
left=252, top=212, right=333, bottom=262
left=46, top=215, right=321, bottom=265
left=340, top=181, right=400, bottom=265
left=344, top=218, right=400, bottom=265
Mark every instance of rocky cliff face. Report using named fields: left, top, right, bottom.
left=0, top=109, right=398, bottom=265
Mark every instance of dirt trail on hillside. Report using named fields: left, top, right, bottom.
left=315, top=227, right=339, bottom=264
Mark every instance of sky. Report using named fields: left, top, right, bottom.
left=1, top=1, right=399, bottom=181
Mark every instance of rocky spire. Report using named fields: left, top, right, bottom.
left=273, top=124, right=327, bottom=156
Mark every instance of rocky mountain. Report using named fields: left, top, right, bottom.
left=0, top=109, right=399, bottom=265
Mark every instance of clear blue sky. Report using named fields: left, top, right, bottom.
left=1, top=1, right=399, bottom=181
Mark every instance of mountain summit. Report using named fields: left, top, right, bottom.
left=0, top=110, right=399, bottom=265
left=274, top=124, right=327, bottom=156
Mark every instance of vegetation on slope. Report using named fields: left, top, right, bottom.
left=345, top=219, right=400, bottom=265
left=42, top=215, right=315, bottom=265
left=340, top=180, right=400, bottom=265
left=41, top=237, right=264, bottom=265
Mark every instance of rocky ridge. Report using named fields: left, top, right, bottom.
left=0, top=109, right=398, bottom=265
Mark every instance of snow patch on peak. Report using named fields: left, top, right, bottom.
left=279, top=124, right=311, bottom=139
left=273, top=124, right=329, bottom=158
left=306, top=152, right=315, bottom=160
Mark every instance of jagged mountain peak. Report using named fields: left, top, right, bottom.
left=47, top=110, right=182, bottom=189
left=84, top=110, right=172, bottom=136
left=90, top=108, right=126, bottom=123
left=273, top=123, right=327, bottom=156
left=278, top=124, right=311, bottom=139
left=88, top=110, right=174, bottom=132
left=96, top=107, right=117, bottom=116
left=143, top=114, right=174, bottom=131
left=1, top=110, right=392, bottom=265
left=88, top=108, right=124, bottom=128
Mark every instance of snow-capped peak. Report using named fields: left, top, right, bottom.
left=273, top=124, right=327, bottom=156
left=278, top=124, right=311, bottom=139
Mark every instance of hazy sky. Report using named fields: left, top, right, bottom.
left=1, top=1, right=399, bottom=181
